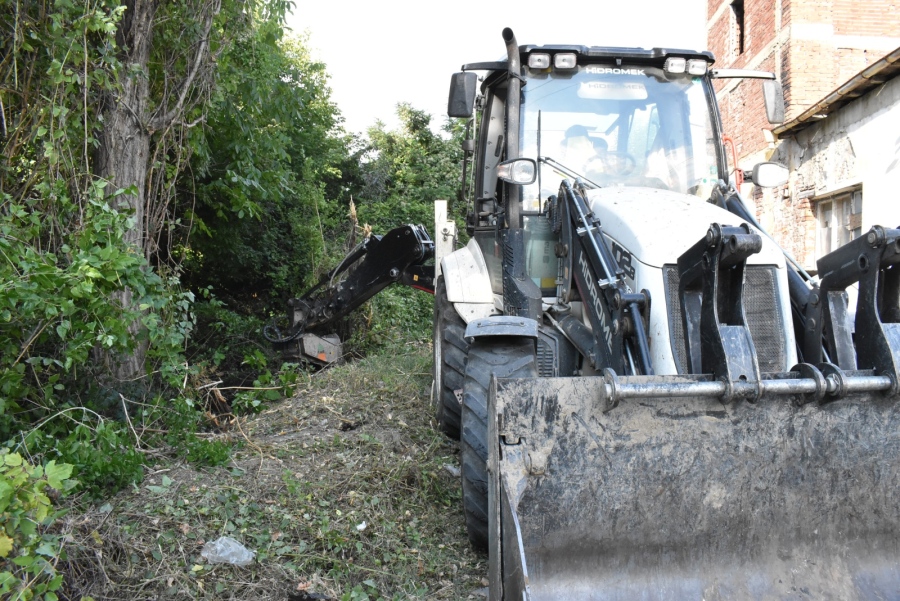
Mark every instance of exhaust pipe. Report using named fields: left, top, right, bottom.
left=502, top=27, right=520, bottom=162
left=503, top=28, right=522, bottom=229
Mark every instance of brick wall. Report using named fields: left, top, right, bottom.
left=709, top=0, right=780, bottom=157
left=708, top=0, right=778, bottom=68
left=718, top=59, right=776, bottom=156
left=786, top=39, right=840, bottom=118
left=707, top=0, right=899, bottom=264
left=752, top=185, right=817, bottom=267
left=836, top=49, right=873, bottom=83
left=833, top=0, right=900, bottom=36
left=708, top=0, right=899, bottom=156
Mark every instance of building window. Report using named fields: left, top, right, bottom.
left=816, top=188, right=863, bottom=258
left=731, top=0, right=745, bottom=56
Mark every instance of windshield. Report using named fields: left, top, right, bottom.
left=520, top=64, right=720, bottom=210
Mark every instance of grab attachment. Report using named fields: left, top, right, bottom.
left=805, top=226, right=900, bottom=393
left=677, top=223, right=762, bottom=388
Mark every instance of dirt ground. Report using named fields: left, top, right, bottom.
left=60, top=343, right=487, bottom=600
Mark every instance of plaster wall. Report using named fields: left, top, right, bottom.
left=766, top=74, right=900, bottom=269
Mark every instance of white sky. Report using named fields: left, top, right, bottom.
left=286, top=1, right=707, bottom=135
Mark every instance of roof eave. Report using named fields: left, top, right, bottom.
left=774, top=46, right=900, bottom=137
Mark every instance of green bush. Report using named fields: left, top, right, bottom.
left=157, top=397, right=231, bottom=466
left=188, top=298, right=272, bottom=377
left=345, top=286, right=434, bottom=356
left=0, top=191, right=191, bottom=421
left=0, top=450, right=77, bottom=601
left=0, top=190, right=231, bottom=495
left=49, top=422, right=143, bottom=499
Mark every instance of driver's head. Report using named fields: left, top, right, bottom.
left=564, top=125, right=590, bottom=144
left=562, top=125, right=594, bottom=165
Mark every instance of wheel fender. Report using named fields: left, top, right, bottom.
left=441, top=238, right=494, bottom=304
left=465, top=316, right=539, bottom=342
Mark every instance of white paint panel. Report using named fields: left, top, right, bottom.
left=441, top=238, right=494, bottom=303
left=586, top=187, right=787, bottom=269
left=585, top=187, right=796, bottom=374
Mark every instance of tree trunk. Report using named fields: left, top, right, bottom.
left=95, top=0, right=157, bottom=380
left=94, top=0, right=219, bottom=380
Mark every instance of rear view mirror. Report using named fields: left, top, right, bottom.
left=763, top=79, right=785, bottom=124
left=448, top=72, right=477, bottom=118
left=745, top=162, right=789, bottom=187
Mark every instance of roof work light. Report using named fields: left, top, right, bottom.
left=554, top=53, right=577, bottom=69
left=528, top=53, right=550, bottom=69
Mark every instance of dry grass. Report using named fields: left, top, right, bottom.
left=58, top=342, right=486, bottom=600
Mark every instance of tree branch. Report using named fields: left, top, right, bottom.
left=0, top=94, right=7, bottom=139
left=148, top=0, right=221, bottom=131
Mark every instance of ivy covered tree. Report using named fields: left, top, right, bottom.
left=0, top=0, right=344, bottom=486
left=0, top=0, right=190, bottom=489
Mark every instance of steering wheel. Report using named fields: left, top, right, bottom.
left=584, top=151, right=637, bottom=183
left=604, top=151, right=637, bottom=176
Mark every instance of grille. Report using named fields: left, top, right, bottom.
left=536, top=332, right=557, bottom=378
left=664, top=265, right=786, bottom=374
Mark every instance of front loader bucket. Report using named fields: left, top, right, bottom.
left=488, top=376, right=900, bottom=600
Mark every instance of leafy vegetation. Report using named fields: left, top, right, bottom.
left=355, top=105, right=464, bottom=232
left=0, top=450, right=77, bottom=601
left=182, top=27, right=347, bottom=310
left=1, top=0, right=472, bottom=597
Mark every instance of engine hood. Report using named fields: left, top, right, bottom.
left=585, top=187, right=786, bottom=269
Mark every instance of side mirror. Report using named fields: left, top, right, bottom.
left=448, top=72, right=477, bottom=118
left=497, top=158, right=537, bottom=185
left=763, top=79, right=785, bottom=124
left=744, top=161, right=789, bottom=187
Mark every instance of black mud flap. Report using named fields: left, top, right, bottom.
left=488, top=376, right=900, bottom=601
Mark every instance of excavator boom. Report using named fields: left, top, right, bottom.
left=266, top=224, right=434, bottom=364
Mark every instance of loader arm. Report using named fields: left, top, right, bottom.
left=264, top=224, right=434, bottom=362
left=553, top=179, right=653, bottom=375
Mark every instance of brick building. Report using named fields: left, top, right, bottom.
left=707, top=0, right=900, bottom=270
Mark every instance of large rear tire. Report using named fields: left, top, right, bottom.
left=460, top=338, right=537, bottom=550
left=432, top=276, right=468, bottom=439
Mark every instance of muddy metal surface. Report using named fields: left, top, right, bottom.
left=491, top=376, right=900, bottom=600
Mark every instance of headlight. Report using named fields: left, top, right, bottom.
left=497, top=158, right=537, bottom=185
left=687, top=59, right=708, bottom=75
left=664, top=57, right=686, bottom=74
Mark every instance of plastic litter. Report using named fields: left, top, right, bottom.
left=201, top=536, right=256, bottom=566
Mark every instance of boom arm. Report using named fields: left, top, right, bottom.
left=264, top=224, right=434, bottom=349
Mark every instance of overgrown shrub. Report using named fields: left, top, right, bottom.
left=0, top=450, right=77, bottom=601
left=0, top=183, right=215, bottom=491
left=0, top=0, right=301, bottom=497
left=345, top=286, right=434, bottom=356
